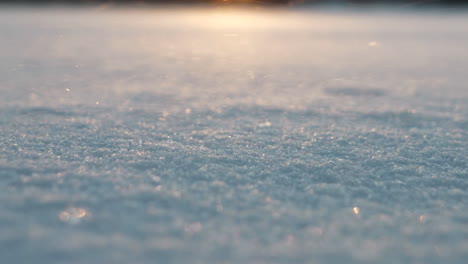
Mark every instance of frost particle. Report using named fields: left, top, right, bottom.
left=258, top=121, right=272, bottom=128
left=353, top=207, right=360, bottom=215
left=59, top=207, right=87, bottom=224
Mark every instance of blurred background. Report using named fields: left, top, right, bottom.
left=3, top=0, right=468, bottom=6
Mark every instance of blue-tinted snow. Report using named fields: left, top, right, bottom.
left=0, top=7, right=467, bottom=264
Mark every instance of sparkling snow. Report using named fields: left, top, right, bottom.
left=0, top=7, right=467, bottom=264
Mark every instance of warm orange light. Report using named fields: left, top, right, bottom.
left=216, top=0, right=255, bottom=3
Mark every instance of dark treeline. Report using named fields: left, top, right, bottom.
left=3, top=0, right=468, bottom=5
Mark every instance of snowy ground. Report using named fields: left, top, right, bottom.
left=0, top=6, right=467, bottom=264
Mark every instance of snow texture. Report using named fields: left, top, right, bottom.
left=0, top=7, right=467, bottom=264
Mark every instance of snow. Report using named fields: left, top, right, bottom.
left=0, top=6, right=467, bottom=264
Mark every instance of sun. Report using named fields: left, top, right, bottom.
left=215, top=0, right=289, bottom=4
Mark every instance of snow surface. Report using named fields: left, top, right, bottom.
left=0, top=7, right=467, bottom=264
